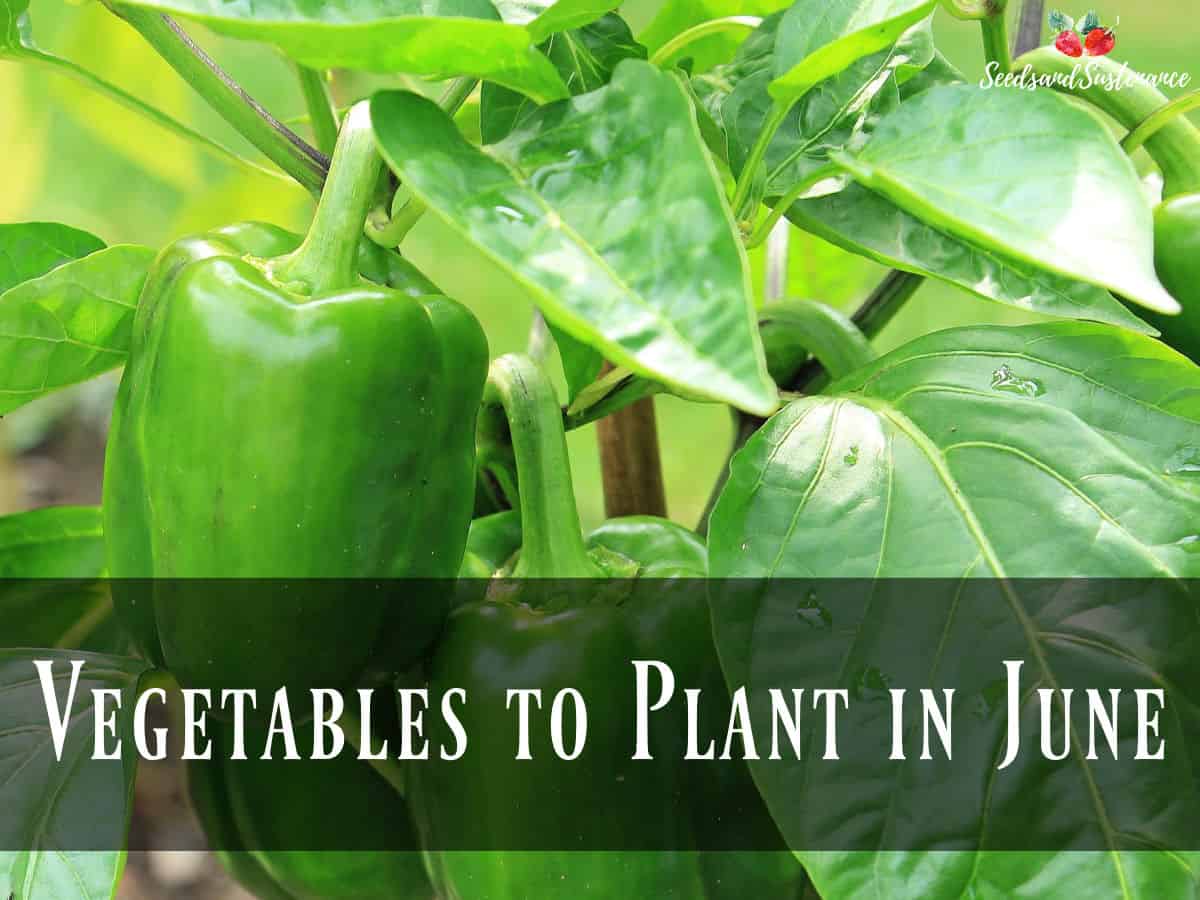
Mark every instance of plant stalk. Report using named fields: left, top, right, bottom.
left=485, top=355, right=601, bottom=579
left=730, top=100, right=792, bottom=222
left=649, top=16, right=762, bottom=66
left=108, top=4, right=328, bottom=193
left=980, top=9, right=1013, bottom=74
left=274, top=102, right=381, bottom=294
left=596, top=362, right=668, bottom=519
left=1123, top=89, right=1200, bottom=154
left=295, top=65, right=339, bottom=156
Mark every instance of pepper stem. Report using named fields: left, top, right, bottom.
left=274, top=101, right=383, bottom=294
left=485, top=355, right=604, bottom=579
left=1015, top=48, right=1200, bottom=199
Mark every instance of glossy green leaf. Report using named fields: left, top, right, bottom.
left=639, top=0, right=791, bottom=73
left=694, top=13, right=933, bottom=196
left=115, top=0, right=574, bottom=102
left=769, top=0, right=938, bottom=102
left=372, top=61, right=779, bottom=415
left=551, top=322, right=605, bottom=401
left=0, top=0, right=30, bottom=56
left=804, top=851, right=1200, bottom=900
left=0, top=506, right=105, bottom=578
left=896, top=48, right=963, bottom=99
left=837, top=84, right=1178, bottom=315
left=690, top=28, right=1150, bottom=333
left=0, top=244, right=152, bottom=416
left=1, top=651, right=146, bottom=900
left=788, top=184, right=1156, bottom=334
left=480, top=12, right=645, bottom=144
left=0, top=223, right=105, bottom=295
left=496, top=0, right=619, bottom=41
left=0, top=508, right=118, bottom=654
left=712, top=321, right=1200, bottom=578
left=708, top=321, right=1200, bottom=896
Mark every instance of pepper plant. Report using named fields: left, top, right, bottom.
left=1, top=0, right=1199, bottom=898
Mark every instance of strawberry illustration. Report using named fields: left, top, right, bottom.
left=1084, top=26, right=1116, bottom=56
left=1055, top=30, right=1084, bottom=56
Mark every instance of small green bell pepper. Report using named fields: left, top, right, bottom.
left=418, top=354, right=801, bottom=899
left=190, top=718, right=431, bottom=900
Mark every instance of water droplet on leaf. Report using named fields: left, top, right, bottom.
left=851, top=665, right=890, bottom=702
left=990, top=365, right=1044, bottom=398
left=795, top=588, right=832, bottom=629
left=1165, top=447, right=1200, bottom=476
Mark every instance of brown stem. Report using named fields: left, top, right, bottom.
left=596, top=365, right=667, bottom=518
left=1014, top=0, right=1045, bottom=55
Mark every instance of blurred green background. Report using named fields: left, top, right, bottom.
left=1, top=0, right=1196, bottom=531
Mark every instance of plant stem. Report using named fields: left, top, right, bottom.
left=274, top=102, right=381, bottom=294
left=364, top=78, right=476, bottom=248
left=1123, top=89, right=1200, bottom=154
left=649, top=16, right=762, bottom=66
left=295, top=65, right=339, bottom=156
left=1013, top=0, right=1046, bottom=55
left=745, top=164, right=843, bottom=248
left=1015, top=48, right=1200, bottom=198
left=764, top=219, right=790, bottom=303
left=17, top=49, right=287, bottom=183
left=730, top=99, right=792, bottom=222
left=485, top=355, right=601, bottom=579
left=108, top=4, right=328, bottom=193
left=596, top=361, right=668, bottom=519
left=438, top=76, right=479, bottom=117
left=980, top=9, right=1013, bottom=74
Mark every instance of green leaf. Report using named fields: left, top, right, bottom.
left=550, top=322, right=605, bottom=401
left=372, top=62, right=779, bottom=416
left=896, top=49, right=963, bottom=99
left=639, top=0, right=792, bottom=73
left=694, top=13, right=933, bottom=197
left=712, top=321, right=1200, bottom=578
left=0, top=0, right=30, bottom=56
left=0, top=508, right=118, bottom=654
left=788, top=183, right=1156, bottom=333
left=1, top=650, right=148, bottom=900
left=708, top=320, right=1200, bottom=897
left=0, top=223, right=105, bottom=295
left=0, top=245, right=152, bottom=416
left=769, top=0, right=939, bottom=102
left=0, top=506, right=105, bottom=578
left=480, top=12, right=646, bottom=145
left=496, top=0, right=620, bottom=41
left=691, top=29, right=1149, bottom=333
left=115, top=0, right=574, bottom=102
left=836, top=84, right=1177, bottom=315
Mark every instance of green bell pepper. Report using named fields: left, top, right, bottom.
left=189, top=718, right=431, bottom=900
left=103, top=102, right=487, bottom=698
left=417, top=354, right=801, bottom=899
left=1146, top=194, right=1200, bottom=359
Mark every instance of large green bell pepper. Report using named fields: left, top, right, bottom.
left=419, top=354, right=801, bottom=899
left=189, top=718, right=432, bottom=900
left=103, top=102, right=487, bottom=698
